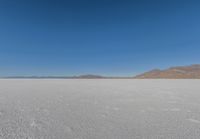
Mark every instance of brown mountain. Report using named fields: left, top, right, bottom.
left=134, top=64, right=200, bottom=79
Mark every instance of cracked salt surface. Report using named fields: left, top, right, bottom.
left=0, top=79, right=200, bottom=139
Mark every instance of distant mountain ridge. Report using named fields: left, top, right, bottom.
left=2, top=74, right=105, bottom=79
left=134, top=64, right=200, bottom=79
left=2, top=64, right=200, bottom=79
left=75, top=74, right=105, bottom=79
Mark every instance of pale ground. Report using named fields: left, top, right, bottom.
left=0, top=79, right=200, bottom=139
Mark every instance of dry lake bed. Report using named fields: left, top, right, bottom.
left=0, top=79, right=200, bottom=139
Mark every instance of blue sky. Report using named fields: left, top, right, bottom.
left=0, top=0, right=200, bottom=76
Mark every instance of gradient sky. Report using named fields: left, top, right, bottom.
left=0, top=0, right=200, bottom=76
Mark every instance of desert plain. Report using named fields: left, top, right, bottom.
left=0, top=79, right=200, bottom=139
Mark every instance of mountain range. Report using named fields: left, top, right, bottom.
left=2, top=64, right=200, bottom=79
left=134, top=64, right=200, bottom=79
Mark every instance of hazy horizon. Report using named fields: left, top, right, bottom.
left=1, top=0, right=200, bottom=76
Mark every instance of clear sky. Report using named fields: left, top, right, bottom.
left=0, top=0, right=200, bottom=76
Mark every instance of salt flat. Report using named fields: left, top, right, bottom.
left=0, top=79, right=200, bottom=139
